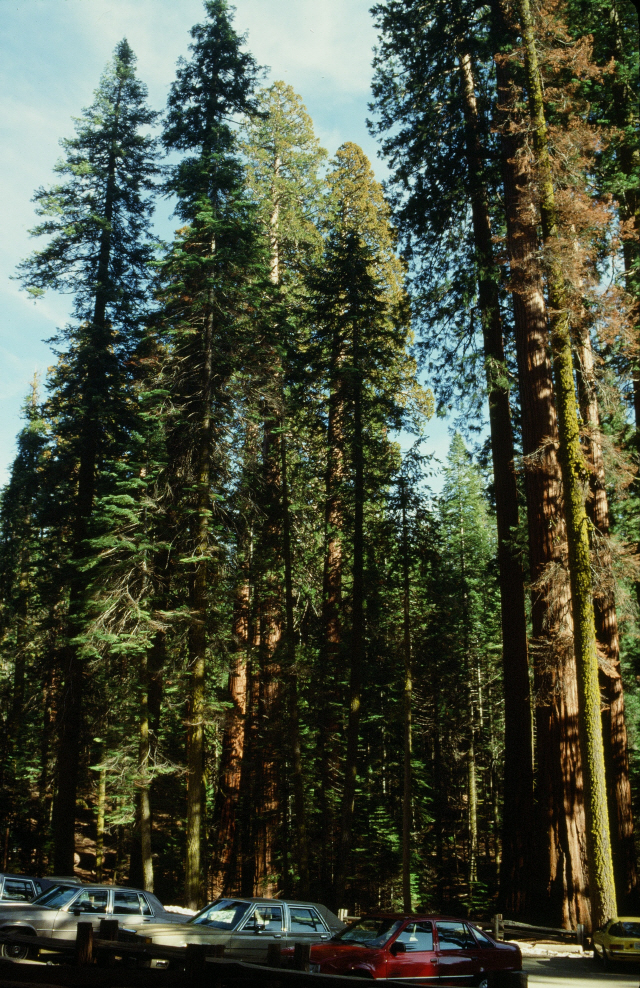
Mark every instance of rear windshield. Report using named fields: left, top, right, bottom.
left=610, top=922, right=640, bottom=938
left=190, top=899, right=250, bottom=930
left=32, top=886, right=79, bottom=909
left=335, top=918, right=403, bottom=947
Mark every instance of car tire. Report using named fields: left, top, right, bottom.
left=0, top=930, right=37, bottom=962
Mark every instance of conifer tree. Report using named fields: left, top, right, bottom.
left=160, top=0, right=265, bottom=906
left=18, top=40, right=158, bottom=873
left=369, top=0, right=533, bottom=914
left=308, top=142, right=429, bottom=906
left=211, top=82, right=326, bottom=896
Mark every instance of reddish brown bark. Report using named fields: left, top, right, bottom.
left=497, top=64, right=590, bottom=926
left=252, top=415, right=283, bottom=896
left=210, top=568, right=250, bottom=897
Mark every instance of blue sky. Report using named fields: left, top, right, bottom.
left=0, top=0, right=453, bottom=486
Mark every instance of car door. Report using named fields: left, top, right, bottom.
left=287, top=905, right=330, bottom=951
left=227, top=903, right=285, bottom=964
left=112, top=890, right=156, bottom=930
left=469, top=924, right=500, bottom=980
left=387, top=922, right=439, bottom=982
left=435, top=921, right=478, bottom=983
left=52, top=888, right=111, bottom=939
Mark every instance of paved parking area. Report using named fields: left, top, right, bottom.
left=524, top=954, right=639, bottom=986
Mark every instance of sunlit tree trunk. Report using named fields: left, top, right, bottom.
left=576, top=329, right=637, bottom=905
left=493, top=42, right=591, bottom=926
left=517, top=0, right=617, bottom=929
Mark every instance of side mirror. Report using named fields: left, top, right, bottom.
left=390, top=941, right=406, bottom=955
left=72, top=907, right=82, bottom=916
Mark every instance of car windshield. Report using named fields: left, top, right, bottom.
left=190, top=899, right=250, bottom=930
left=334, top=918, right=403, bottom=947
left=611, top=922, right=640, bottom=938
left=31, top=886, right=80, bottom=910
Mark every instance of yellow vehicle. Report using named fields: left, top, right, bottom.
left=592, top=917, right=640, bottom=968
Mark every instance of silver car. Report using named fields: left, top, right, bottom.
left=140, top=897, right=344, bottom=966
left=0, top=882, right=183, bottom=959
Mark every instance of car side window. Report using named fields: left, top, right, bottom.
left=436, top=922, right=476, bottom=951
left=72, top=890, right=109, bottom=913
left=471, top=927, right=496, bottom=948
left=114, top=891, right=142, bottom=915
left=289, top=907, right=325, bottom=933
left=396, top=922, right=434, bottom=951
left=2, top=879, right=34, bottom=901
left=139, top=894, right=153, bottom=916
left=243, top=905, right=283, bottom=932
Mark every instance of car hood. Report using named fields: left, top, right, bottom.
left=310, top=942, right=375, bottom=965
left=0, top=903, right=38, bottom=912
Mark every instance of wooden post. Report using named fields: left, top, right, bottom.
left=576, top=923, right=585, bottom=948
left=97, top=918, right=118, bottom=968
left=99, top=918, right=119, bottom=940
left=267, top=942, right=282, bottom=967
left=75, top=923, right=94, bottom=966
left=185, top=943, right=207, bottom=980
left=492, top=913, right=503, bottom=940
left=209, top=944, right=225, bottom=958
left=293, top=942, right=311, bottom=971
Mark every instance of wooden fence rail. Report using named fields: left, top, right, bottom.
left=0, top=924, right=528, bottom=988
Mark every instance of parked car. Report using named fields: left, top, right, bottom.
left=0, top=881, right=184, bottom=960
left=136, top=897, right=344, bottom=967
left=307, top=914, right=522, bottom=985
left=0, top=874, right=46, bottom=903
left=592, top=916, right=640, bottom=968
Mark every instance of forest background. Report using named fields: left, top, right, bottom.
left=0, top=0, right=639, bottom=937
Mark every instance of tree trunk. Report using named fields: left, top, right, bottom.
left=457, top=46, right=534, bottom=916
left=576, top=329, right=637, bottom=906
left=139, top=649, right=153, bottom=892
left=517, top=0, right=617, bottom=929
left=210, top=561, right=250, bottom=897
left=52, top=86, right=123, bottom=875
left=253, top=412, right=283, bottom=896
left=184, top=296, right=215, bottom=909
left=95, top=748, right=106, bottom=883
left=281, top=427, right=310, bottom=896
left=317, top=346, right=345, bottom=904
left=335, top=325, right=365, bottom=909
left=400, top=478, right=412, bottom=913
left=493, top=35, right=591, bottom=927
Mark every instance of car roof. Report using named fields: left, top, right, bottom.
left=359, top=913, right=476, bottom=922
left=39, top=882, right=153, bottom=894
left=612, top=916, right=640, bottom=922
left=0, top=873, right=40, bottom=881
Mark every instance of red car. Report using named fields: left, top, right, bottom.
left=308, top=913, right=522, bottom=985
